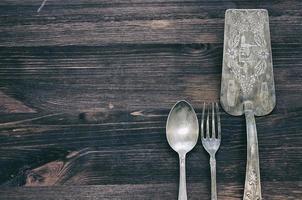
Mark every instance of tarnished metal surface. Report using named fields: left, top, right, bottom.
left=166, top=100, right=199, bottom=200
left=201, top=103, right=221, bottom=200
left=221, top=9, right=275, bottom=116
left=220, top=9, right=276, bottom=200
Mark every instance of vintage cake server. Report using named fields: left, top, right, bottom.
left=166, top=100, right=199, bottom=200
left=220, top=9, right=276, bottom=199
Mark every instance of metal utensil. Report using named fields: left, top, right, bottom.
left=201, top=103, right=221, bottom=200
left=166, top=100, right=199, bottom=200
left=220, top=9, right=276, bottom=200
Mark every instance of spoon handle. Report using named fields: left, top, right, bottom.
left=178, top=154, right=187, bottom=200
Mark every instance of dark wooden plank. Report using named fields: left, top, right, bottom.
left=0, top=108, right=301, bottom=186
left=0, top=1, right=302, bottom=46
left=0, top=182, right=301, bottom=200
left=0, top=43, right=301, bottom=113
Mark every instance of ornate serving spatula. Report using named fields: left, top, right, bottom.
left=220, top=9, right=276, bottom=199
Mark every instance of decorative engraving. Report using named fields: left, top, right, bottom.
left=260, top=82, right=269, bottom=108
left=227, top=80, right=237, bottom=106
left=221, top=10, right=274, bottom=200
left=244, top=168, right=261, bottom=200
left=225, top=10, right=269, bottom=96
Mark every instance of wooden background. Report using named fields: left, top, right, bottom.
left=0, top=0, right=301, bottom=199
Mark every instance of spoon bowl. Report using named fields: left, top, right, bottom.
left=166, top=100, right=199, bottom=154
left=166, top=100, right=199, bottom=200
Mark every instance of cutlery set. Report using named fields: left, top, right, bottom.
left=166, top=9, right=275, bottom=200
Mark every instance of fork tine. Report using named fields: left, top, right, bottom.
left=206, top=104, right=210, bottom=138
left=216, top=102, right=221, bottom=140
left=212, top=102, right=216, bottom=138
left=201, top=102, right=205, bottom=139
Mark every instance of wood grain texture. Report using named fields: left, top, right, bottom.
left=1, top=182, right=302, bottom=200
left=0, top=0, right=301, bottom=199
left=0, top=0, right=302, bottom=46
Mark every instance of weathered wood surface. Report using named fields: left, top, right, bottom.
left=0, top=0, right=301, bottom=199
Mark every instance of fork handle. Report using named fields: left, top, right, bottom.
left=210, top=156, right=217, bottom=200
left=243, top=102, right=262, bottom=200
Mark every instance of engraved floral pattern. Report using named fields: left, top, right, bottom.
left=257, top=49, right=269, bottom=59
left=226, top=48, right=238, bottom=59
left=244, top=169, right=260, bottom=200
left=225, top=10, right=269, bottom=97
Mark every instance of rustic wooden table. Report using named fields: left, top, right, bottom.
left=0, top=0, right=301, bottom=199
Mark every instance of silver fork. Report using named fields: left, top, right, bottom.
left=201, top=102, right=221, bottom=200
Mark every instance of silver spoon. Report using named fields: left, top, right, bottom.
left=166, top=100, right=199, bottom=200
